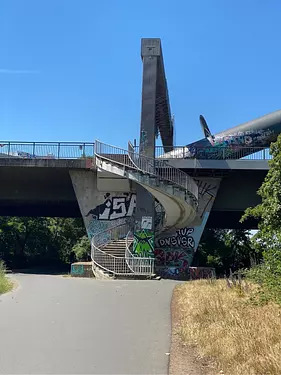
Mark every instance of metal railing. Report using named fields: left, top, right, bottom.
left=91, top=222, right=155, bottom=276
left=125, top=230, right=155, bottom=275
left=95, top=140, right=198, bottom=200
left=134, top=145, right=272, bottom=160
left=0, top=141, right=95, bottom=159
left=0, top=141, right=272, bottom=161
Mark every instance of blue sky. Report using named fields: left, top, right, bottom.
left=0, top=0, right=281, bottom=147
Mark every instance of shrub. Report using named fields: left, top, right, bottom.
left=0, top=260, right=12, bottom=294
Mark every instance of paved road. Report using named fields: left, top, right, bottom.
left=0, top=274, right=178, bottom=374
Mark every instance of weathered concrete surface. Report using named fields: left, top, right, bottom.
left=0, top=274, right=178, bottom=374
left=0, top=157, right=91, bottom=168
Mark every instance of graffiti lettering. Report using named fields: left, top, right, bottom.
left=86, top=193, right=136, bottom=221
left=158, top=228, right=195, bottom=249
left=159, top=235, right=194, bottom=248
left=155, top=248, right=193, bottom=279
left=176, top=228, right=194, bottom=236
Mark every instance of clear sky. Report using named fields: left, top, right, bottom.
left=0, top=0, right=281, bottom=148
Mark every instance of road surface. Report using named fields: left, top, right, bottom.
left=0, top=274, right=178, bottom=374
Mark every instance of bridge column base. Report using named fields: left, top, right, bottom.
left=155, top=177, right=221, bottom=279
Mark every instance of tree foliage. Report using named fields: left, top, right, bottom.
left=193, top=228, right=259, bottom=276
left=241, top=134, right=281, bottom=305
left=0, top=217, right=89, bottom=269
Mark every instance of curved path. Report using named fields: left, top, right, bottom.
left=0, top=274, right=178, bottom=374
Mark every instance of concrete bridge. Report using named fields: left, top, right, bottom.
left=0, top=142, right=269, bottom=229
left=0, top=38, right=273, bottom=279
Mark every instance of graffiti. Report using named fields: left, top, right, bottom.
left=155, top=212, right=212, bottom=279
left=158, top=228, right=195, bottom=248
left=195, top=180, right=216, bottom=199
left=86, top=193, right=136, bottom=221
left=140, top=130, right=148, bottom=146
left=71, top=264, right=84, bottom=276
left=155, top=248, right=193, bottom=279
left=195, top=179, right=219, bottom=219
left=133, top=229, right=154, bottom=257
left=189, top=267, right=216, bottom=280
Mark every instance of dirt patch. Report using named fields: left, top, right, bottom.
left=169, top=287, right=217, bottom=375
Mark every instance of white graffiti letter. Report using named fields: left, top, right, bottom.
left=110, top=197, right=126, bottom=220
left=127, top=194, right=136, bottom=217
left=99, top=200, right=111, bottom=220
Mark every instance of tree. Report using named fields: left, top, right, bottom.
left=241, top=134, right=281, bottom=304
left=193, top=228, right=257, bottom=276
left=0, top=217, right=87, bottom=269
left=72, top=236, right=91, bottom=261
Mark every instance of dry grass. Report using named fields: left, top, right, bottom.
left=175, top=279, right=281, bottom=375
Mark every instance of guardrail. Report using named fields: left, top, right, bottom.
left=91, top=222, right=155, bottom=276
left=125, top=230, right=155, bottom=275
left=95, top=140, right=199, bottom=200
left=0, top=142, right=95, bottom=159
left=134, top=145, right=272, bottom=160
left=0, top=142, right=272, bottom=161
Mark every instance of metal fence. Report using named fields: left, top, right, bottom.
left=134, top=145, right=272, bottom=160
left=125, top=231, right=155, bottom=275
left=95, top=140, right=199, bottom=200
left=0, top=142, right=95, bottom=159
left=91, top=222, right=155, bottom=276
left=0, top=141, right=272, bottom=161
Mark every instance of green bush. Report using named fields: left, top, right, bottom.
left=72, top=236, right=91, bottom=262
left=0, top=260, right=12, bottom=295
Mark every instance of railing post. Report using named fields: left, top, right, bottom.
left=222, top=148, right=225, bottom=160
left=32, top=142, right=35, bottom=157
left=8, top=142, right=10, bottom=156
left=58, top=142, right=61, bottom=159
left=263, top=148, right=265, bottom=160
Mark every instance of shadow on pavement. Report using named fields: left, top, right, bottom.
left=11, top=265, right=70, bottom=276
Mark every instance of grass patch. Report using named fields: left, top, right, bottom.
left=175, top=279, right=281, bottom=375
left=0, top=260, right=13, bottom=295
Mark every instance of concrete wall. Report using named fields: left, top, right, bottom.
left=69, top=170, right=136, bottom=238
left=154, top=177, right=221, bottom=279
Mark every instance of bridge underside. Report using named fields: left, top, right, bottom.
left=0, top=205, right=258, bottom=229
left=0, top=166, right=262, bottom=229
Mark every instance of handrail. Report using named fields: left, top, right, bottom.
left=0, top=141, right=95, bottom=159
left=133, top=145, right=272, bottom=160
left=125, top=230, right=134, bottom=273
left=91, top=221, right=155, bottom=276
left=125, top=229, right=155, bottom=275
left=95, top=140, right=198, bottom=200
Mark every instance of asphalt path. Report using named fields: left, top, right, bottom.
left=0, top=274, right=178, bottom=374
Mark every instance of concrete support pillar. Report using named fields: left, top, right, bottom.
left=133, top=39, right=161, bottom=256
left=70, top=170, right=136, bottom=239
left=155, top=178, right=222, bottom=279
left=69, top=170, right=98, bottom=237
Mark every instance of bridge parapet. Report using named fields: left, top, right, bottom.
left=0, top=141, right=95, bottom=160
left=135, top=145, right=272, bottom=160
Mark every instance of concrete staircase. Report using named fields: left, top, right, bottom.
left=93, top=239, right=133, bottom=278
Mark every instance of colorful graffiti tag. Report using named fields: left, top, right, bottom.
left=155, top=227, right=196, bottom=278
left=154, top=248, right=193, bottom=278
left=189, top=267, right=216, bottom=280
left=133, top=229, right=154, bottom=257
